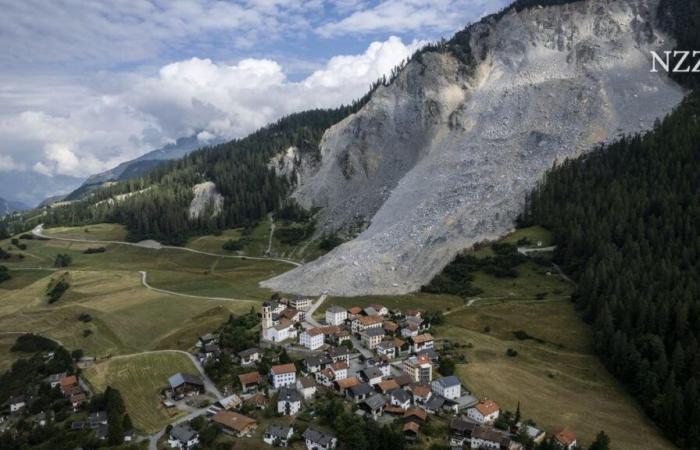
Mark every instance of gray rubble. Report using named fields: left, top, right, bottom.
left=262, top=0, right=685, bottom=296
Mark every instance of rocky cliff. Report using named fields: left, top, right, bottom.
left=262, top=0, right=686, bottom=296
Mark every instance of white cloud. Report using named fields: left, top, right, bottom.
left=0, top=154, right=25, bottom=172
left=0, top=36, right=423, bottom=179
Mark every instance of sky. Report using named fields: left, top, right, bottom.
left=0, top=0, right=509, bottom=205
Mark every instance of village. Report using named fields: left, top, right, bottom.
left=155, top=295, right=580, bottom=450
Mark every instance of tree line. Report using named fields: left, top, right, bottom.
left=519, top=90, right=700, bottom=448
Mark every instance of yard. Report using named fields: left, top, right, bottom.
left=84, top=351, right=199, bottom=432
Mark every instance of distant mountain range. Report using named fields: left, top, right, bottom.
left=50, top=135, right=220, bottom=204
left=0, top=197, right=30, bottom=216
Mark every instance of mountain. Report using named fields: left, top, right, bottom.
left=0, top=197, right=30, bottom=216
left=0, top=171, right=83, bottom=209
left=81, top=135, right=215, bottom=187
left=262, top=0, right=686, bottom=296
left=62, top=135, right=219, bottom=202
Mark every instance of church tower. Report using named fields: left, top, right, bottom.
left=261, top=301, right=273, bottom=330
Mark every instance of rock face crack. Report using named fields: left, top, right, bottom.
left=262, top=0, right=685, bottom=296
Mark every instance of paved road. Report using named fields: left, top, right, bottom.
left=32, top=224, right=301, bottom=267
left=139, top=271, right=257, bottom=304
left=302, top=294, right=327, bottom=328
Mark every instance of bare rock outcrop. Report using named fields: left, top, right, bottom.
left=263, top=0, right=685, bottom=296
left=189, top=181, right=224, bottom=220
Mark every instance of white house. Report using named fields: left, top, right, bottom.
left=299, top=328, right=325, bottom=350
left=264, top=319, right=297, bottom=343
left=264, top=424, right=293, bottom=447
left=402, top=354, right=433, bottom=383
left=238, top=348, right=261, bottom=366
left=303, top=427, right=337, bottom=450
left=330, top=362, right=348, bottom=381
left=296, top=376, right=317, bottom=400
left=277, top=388, right=302, bottom=416
left=409, top=334, right=434, bottom=353
left=389, top=389, right=411, bottom=410
left=431, top=376, right=461, bottom=400
left=360, top=367, right=384, bottom=386
left=9, top=396, right=25, bottom=413
left=270, top=364, right=297, bottom=389
left=325, top=306, right=347, bottom=326
left=352, top=315, right=383, bottom=334
left=168, top=424, right=199, bottom=449
left=470, top=425, right=502, bottom=450
left=360, top=328, right=385, bottom=349
left=467, top=400, right=500, bottom=424
left=290, top=296, right=312, bottom=311
left=376, top=340, right=396, bottom=359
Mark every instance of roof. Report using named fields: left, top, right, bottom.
left=304, top=355, right=332, bottom=367
left=377, top=340, right=395, bottom=349
left=303, top=427, right=335, bottom=446
left=211, top=410, right=257, bottom=432
left=349, top=382, right=374, bottom=396
left=331, top=361, right=348, bottom=370
left=410, top=333, right=434, bottom=344
left=168, top=373, right=203, bottom=388
left=347, top=307, right=363, bottom=315
left=335, top=376, right=360, bottom=390
left=273, top=318, right=294, bottom=331
left=473, top=425, right=504, bottom=442
left=89, top=411, right=107, bottom=423
left=278, top=387, right=301, bottom=403
left=406, top=354, right=432, bottom=366
left=298, top=375, right=316, bottom=389
left=271, top=363, right=296, bottom=375
left=238, top=371, right=261, bottom=386
left=304, top=327, right=326, bottom=337
left=266, top=424, right=293, bottom=439
left=393, top=337, right=407, bottom=348
left=474, top=400, right=499, bottom=417
left=199, top=333, right=217, bottom=342
left=554, top=427, right=577, bottom=446
left=9, top=395, right=25, bottom=404
left=327, top=346, right=351, bottom=357
left=244, top=392, right=267, bottom=408
left=383, top=321, right=399, bottom=332
left=411, top=384, right=432, bottom=398
left=406, top=309, right=422, bottom=317
left=377, top=379, right=400, bottom=392
left=219, top=394, right=242, bottom=409
left=394, top=373, right=414, bottom=386
left=59, top=375, right=77, bottom=388
left=280, top=308, right=300, bottom=319
left=425, top=395, right=445, bottom=410
left=403, top=407, right=427, bottom=421
left=434, top=376, right=460, bottom=388
left=327, top=306, right=346, bottom=314
left=403, top=422, right=420, bottom=433
left=361, top=367, right=383, bottom=380
left=362, top=327, right=385, bottom=337
left=526, top=425, right=545, bottom=439
left=450, top=417, right=477, bottom=434
left=363, top=393, right=386, bottom=410
left=238, top=347, right=260, bottom=357
left=390, top=389, right=410, bottom=403
left=170, top=424, right=198, bottom=442
left=358, top=315, right=383, bottom=326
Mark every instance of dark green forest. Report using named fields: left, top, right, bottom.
left=519, top=90, right=700, bottom=448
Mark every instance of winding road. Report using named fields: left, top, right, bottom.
left=139, top=271, right=257, bottom=304
left=32, top=224, right=301, bottom=267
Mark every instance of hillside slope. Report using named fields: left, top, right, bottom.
left=262, top=0, right=685, bottom=296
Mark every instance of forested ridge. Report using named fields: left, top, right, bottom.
left=41, top=105, right=366, bottom=243
left=519, top=89, right=700, bottom=447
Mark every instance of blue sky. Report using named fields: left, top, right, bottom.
left=0, top=0, right=509, bottom=204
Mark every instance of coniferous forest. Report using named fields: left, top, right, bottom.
left=519, top=90, right=700, bottom=448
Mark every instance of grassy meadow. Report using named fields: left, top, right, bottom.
left=84, top=351, right=198, bottom=432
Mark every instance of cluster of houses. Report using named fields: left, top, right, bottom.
left=164, top=299, right=580, bottom=450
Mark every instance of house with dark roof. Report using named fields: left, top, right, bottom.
left=431, top=376, right=461, bottom=400
left=303, top=427, right=337, bottom=450
left=168, top=373, right=204, bottom=397
left=296, top=375, right=317, bottom=400
left=471, top=425, right=505, bottom=450
left=389, top=389, right=411, bottom=410
left=303, top=355, right=332, bottom=374
left=359, top=367, right=383, bottom=386
left=238, top=347, right=261, bottom=366
left=168, top=423, right=200, bottom=449
left=327, top=346, right=351, bottom=365
left=277, top=387, right=302, bottom=416
left=347, top=382, right=373, bottom=402
left=361, top=393, right=386, bottom=420
left=422, top=395, right=445, bottom=414
left=449, top=417, right=477, bottom=447
left=264, top=424, right=293, bottom=446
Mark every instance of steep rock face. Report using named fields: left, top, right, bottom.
left=263, top=0, right=685, bottom=296
left=189, top=181, right=224, bottom=220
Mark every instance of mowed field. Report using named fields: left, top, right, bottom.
left=84, top=351, right=197, bottom=432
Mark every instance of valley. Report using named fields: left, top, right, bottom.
left=0, top=223, right=673, bottom=449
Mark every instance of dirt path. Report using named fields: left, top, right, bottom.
left=32, top=224, right=301, bottom=267
left=265, top=214, right=275, bottom=256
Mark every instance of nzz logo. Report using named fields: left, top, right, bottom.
left=651, top=51, right=700, bottom=73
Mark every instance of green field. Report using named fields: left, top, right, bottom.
left=439, top=300, right=672, bottom=450
left=84, top=351, right=198, bottom=432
